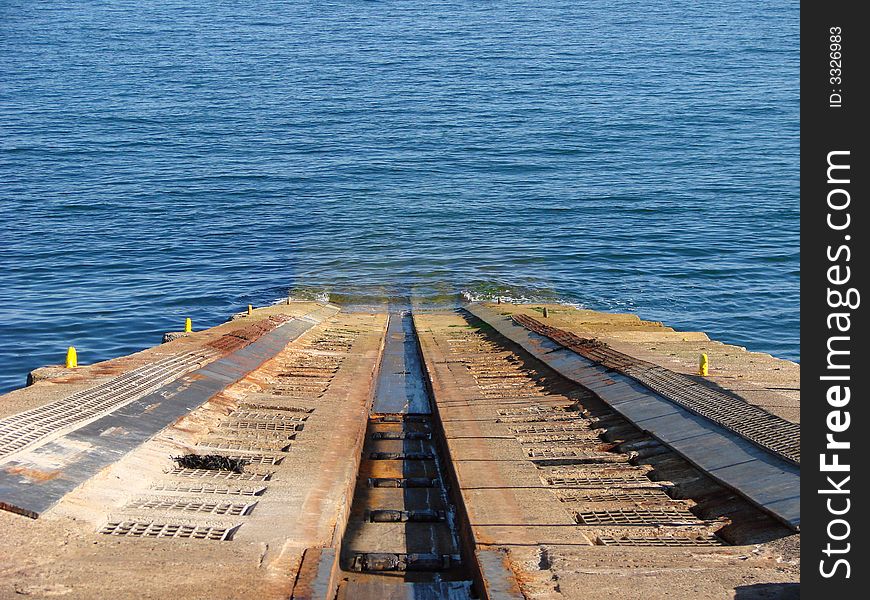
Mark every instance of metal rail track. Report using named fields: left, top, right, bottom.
left=335, top=312, right=475, bottom=599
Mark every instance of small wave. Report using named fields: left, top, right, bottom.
left=272, top=283, right=587, bottom=311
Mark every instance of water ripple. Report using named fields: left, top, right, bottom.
left=0, top=0, right=799, bottom=392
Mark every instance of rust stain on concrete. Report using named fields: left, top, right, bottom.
left=5, top=466, right=61, bottom=482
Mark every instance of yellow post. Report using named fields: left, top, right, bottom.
left=65, top=346, right=78, bottom=369
left=184, top=318, right=192, bottom=333
left=699, top=353, right=708, bottom=376
left=247, top=304, right=253, bottom=316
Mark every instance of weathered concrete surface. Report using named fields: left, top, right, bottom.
left=414, top=310, right=799, bottom=600
left=0, top=302, right=329, bottom=420
left=0, top=301, right=800, bottom=600
left=465, top=304, right=800, bottom=531
left=0, top=308, right=386, bottom=599
left=489, top=303, right=800, bottom=424
left=0, top=307, right=337, bottom=518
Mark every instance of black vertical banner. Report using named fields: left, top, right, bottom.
left=802, top=0, right=867, bottom=597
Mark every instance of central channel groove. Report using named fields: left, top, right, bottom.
left=337, top=312, right=474, bottom=599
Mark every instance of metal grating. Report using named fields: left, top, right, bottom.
left=527, top=447, right=621, bottom=460
left=482, top=389, right=544, bottom=399
left=196, top=440, right=291, bottom=453
left=510, top=424, right=590, bottom=434
left=229, top=411, right=308, bottom=422
left=150, top=483, right=266, bottom=496
left=555, top=489, right=672, bottom=503
left=0, top=350, right=216, bottom=460
left=128, top=499, right=256, bottom=516
left=545, top=475, right=656, bottom=487
left=629, top=367, right=800, bottom=462
left=575, top=508, right=703, bottom=526
left=207, top=315, right=289, bottom=353
left=497, top=414, right=586, bottom=424
left=238, top=402, right=314, bottom=413
left=214, top=454, right=284, bottom=466
left=513, top=314, right=800, bottom=464
left=498, top=407, right=554, bottom=416
left=168, top=468, right=272, bottom=481
left=517, top=433, right=601, bottom=444
left=220, top=421, right=303, bottom=432
left=211, top=429, right=298, bottom=441
left=99, top=521, right=240, bottom=541
left=597, top=535, right=725, bottom=547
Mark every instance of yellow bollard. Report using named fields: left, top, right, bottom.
left=247, top=304, right=253, bottom=316
left=184, top=318, right=192, bottom=333
left=699, top=353, right=708, bottom=376
left=65, top=346, right=78, bottom=369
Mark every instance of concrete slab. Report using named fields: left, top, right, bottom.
left=465, top=304, right=800, bottom=531
left=0, top=306, right=338, bottom=518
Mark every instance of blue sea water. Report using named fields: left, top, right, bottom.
left=0, top=0, right=799, bottom=393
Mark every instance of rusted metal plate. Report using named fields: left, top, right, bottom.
left=0, top=308, right=335, bottom=518
left=465, top=304, right=800, bottom=531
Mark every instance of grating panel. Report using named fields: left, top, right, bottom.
left=213, top=454, right=284, bottom=466
left=527, top=447, right=621, bottom=459
left=229, top=411, right=308, bottom=422
left=597, top=535, right=725, bottom=547
left=168, top=468, right=272, bottom=481
left=510, top=424, right=589, bottom=434
left=517, top=433, right=601, bottom=444
left=555, top=489, right=672, bottom=503
left=196, top=440, right=291, bottom=452
left=238, top=402, right=314, bottom=413
left=630, top=367, right=800, bottom=462
left=498, top=407, right=554, bottom=416
left=150, top=483, right=266, bottom=496
left=128, top=499, right=256, bottom=516
left=575, top=508, right=703, bottom=526
left=99, top=521, right=239, bottom=541
left=545, top=475, right=656, bottom=487
left=497, top=414, right=586, bottom=424
left=211, top=429, right=298, bottom=441
left=220, top=421, right=304, bottom=432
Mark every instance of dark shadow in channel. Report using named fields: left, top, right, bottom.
left=734, top=582, right=799, bottom=599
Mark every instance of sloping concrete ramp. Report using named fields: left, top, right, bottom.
left=465, top=303, right=800, bottom=530
left=0, top=306, right=337, bottom=518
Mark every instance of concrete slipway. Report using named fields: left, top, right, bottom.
left=0, top=301, right=799, bottom=599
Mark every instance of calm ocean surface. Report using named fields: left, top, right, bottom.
left=0, top=1, right=799, bottom=393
